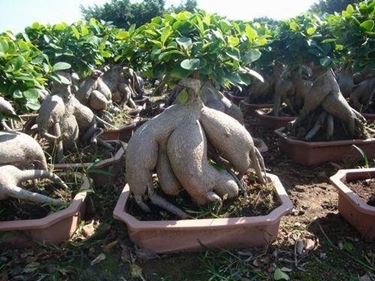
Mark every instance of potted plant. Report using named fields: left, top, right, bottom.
left=330, top=168, right=375, bottom=240
left=0, top=167, right=90, bottom=248
left=270, top=13, right=375, bottom=165
left=112, top=11, right=292, bottom=252
left=114, top=173, right=293, bottom=253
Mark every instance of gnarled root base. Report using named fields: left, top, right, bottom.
left=126, top=78, right=265, bottom=218
left=288, top=68, right=368, bottom=141
left=0, top=165, right=68, bottom=206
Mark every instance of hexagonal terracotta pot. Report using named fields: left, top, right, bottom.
left=275, top=128, right=375, bottom=166
left=113, top=173, right=293, bottom=253
left=0, top=173, right=90, bottom=248
left=330, top=168, right=375, bottom=240
left=53, top=140, right=126, bottom=187
left=363, top=113, right=375, bottom=122
left=239, top=100, right=273, bottom=116
left=255, top=109, right=295, bottom=130
left=226, top=92, right=245, bottom=105
left=100, top=119, right=146, bottom=142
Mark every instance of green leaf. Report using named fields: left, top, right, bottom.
left=23, top=88, right=40, bottom=100
left=228, top=36, right=239, bottom=47
left=158, top=50, right=184, bottom=61
left=25, top=99, right=41, bottom=111
left=116, top=31, right=129, bottom=40
left=320, top=56, right=332, bottom=67
left=176, top=89, right=189, bottom=105
left=13, top=89, right=23, bottom=99
left=245, top=25, right=257, bottom=41
left=52, top=62, right=71, bottom=72
left=273, top=268, right=290, bottom=280
left=225, top=48, right=240, bottom=61
left=360, top=20, right=374, bottom=31
left=180, top=58, right=201, bottom=70
left=0, top=39, right=9, bottom=54
left=176, top=37, right=193, bottom=50
left=243, top=49, right=261, bottom=64
left=306, top=27, right=316, bottom=36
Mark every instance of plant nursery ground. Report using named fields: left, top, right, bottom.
left=0, top=114, right=374, bottom=281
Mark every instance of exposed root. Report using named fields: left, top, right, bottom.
left=0, top=165, right=67, bottom=206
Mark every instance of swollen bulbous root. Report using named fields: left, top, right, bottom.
left=126, top=84, right=265, bottom=217
left=0, top=165, right=68, bottom=206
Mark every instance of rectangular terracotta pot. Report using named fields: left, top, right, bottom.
left=53, top=140, right=126, bottom=187
left=239, top=101, right=273, bottom=117
left=275, top=128, right=375, bottom=166
left=0, top=173, right=90, bottom=248
left=330, top=169, right=375, bottom=240
left=113, top=173, right=293, bottom=253
left=100, top=119, right=146, bottom=142
left=255, top=109, right=295, bottom=130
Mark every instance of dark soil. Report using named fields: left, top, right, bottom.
left=347, top=179, right=375, bottom=206
left=62, top=142, right=122, bottom=164
left=260, top=106, right=296, bottom=117
left=126, top=173, right=281, bottom=221
left=0, top=174, right=82, bottom=221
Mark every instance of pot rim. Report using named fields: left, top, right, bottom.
left=113, top=173, right=293, bottom=230
left=255, top=109, right=295, bottom=121
left=330, top=168, right=375, bottom=215
left=275, top=127, right=375, bottom=147
left=0, top=172, right=90, bottom=231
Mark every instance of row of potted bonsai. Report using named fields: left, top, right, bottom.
left=1, top=117, right=373, bottom=254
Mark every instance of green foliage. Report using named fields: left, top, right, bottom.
left=22, top=18, right=119, bottom=77
left=326, top=0, right=375, bottom=70
left=132, top=11, right=268, bottom=88
left=310, top=0, right=361, bottom=15
left=271, top=14, right=335, bottom=68
left=0, top=32, right=49, bottom=112
left=81, top=0, right=165, bottom=29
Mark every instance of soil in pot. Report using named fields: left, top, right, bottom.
left=0, top=173, right=83, bottom=221
left=126, top=173, right=281, bottom=221
left=347, top=179, right=375, bottom=207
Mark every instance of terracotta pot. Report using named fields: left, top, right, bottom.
left=239, top=100, right=273, bottom=116
left=113, top=173, right=293, bottom=253
left=255, top=109, right=295, bottom=130
left=275, top=128, right=375, bottom=166
left=330, top=168, right=375, bottom=240
left=0, top=173, right=89, bottom=248
left=226, top=92, right=246, bottom=105
left=53, top=140, right=126, bottom=187
left=363, top=113, right=375, bottom=122
left=100, top=119, right=146, bottom=142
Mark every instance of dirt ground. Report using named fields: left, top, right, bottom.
left=0, top=111, right=374, bottom=281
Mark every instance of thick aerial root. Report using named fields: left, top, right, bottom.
left=326, top=114, right=334, bottom=140
left=167, top=114, right=239, bottom=205
left=305, top=112, right=327, bottom=141
left=200, top=106, right=265, bottom=183
left=0, top=165, right=68, bottom=206
left=156, top=139, right=182, bottom=196
left=82, top=122, right=97, bottom=143
left=148, top=186, right=189, bottom=219
left=1, top=120, right=13, bottom=132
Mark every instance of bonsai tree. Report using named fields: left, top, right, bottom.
left=125, top=11, right=267, bottom=217
left=271, top=13, right=367, bottom=141
left=326, top=1, right=375, bottom=112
